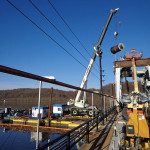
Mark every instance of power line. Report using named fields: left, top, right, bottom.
left=47, top=0, right=100, bottom=70
left=28, top=0, right=99, bottom=74
left=6, top=0, right=100, bottom=80
left=47, top=0, right=92, bottom=57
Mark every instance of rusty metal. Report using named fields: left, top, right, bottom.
left=111, top=43, right=124, bottom=54
left=48, top=88, right=53, bottom=119
left=114, top=58, right=150, bottom=68
left=126, top=50, right=142, bottom=59
left=0, top=65, right=112, bottom=98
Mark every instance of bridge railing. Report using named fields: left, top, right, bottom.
left=38, top=106, right=117, bottom=150
left=0, top=65, right=116, bottom=149
left=0, top=65, right=114, bottom=98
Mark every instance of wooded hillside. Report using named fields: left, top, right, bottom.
left=0, top=82, right=142, bottom=109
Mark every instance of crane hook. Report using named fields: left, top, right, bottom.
left=114, top=31, right=118, bottom=39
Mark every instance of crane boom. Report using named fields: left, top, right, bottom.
left=74, top=8, right=119, bottom=106
left=67, top=8, right=119, bottom=109
left=96, top=8, right=119, bottom=49
left=75, top=52, right=97, bottom=103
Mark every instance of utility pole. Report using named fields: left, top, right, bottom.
left=99, top=51, right=104, bottom=125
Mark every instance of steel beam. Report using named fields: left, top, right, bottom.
left=0, top=65, right=112, bottom=98
left=114, top=58, right=150, bottom=68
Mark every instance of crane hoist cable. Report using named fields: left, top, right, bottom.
left=114, top=13, right=118, bottom=40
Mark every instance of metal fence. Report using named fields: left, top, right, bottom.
left=38, top=106, right=117, bottom=150
left=0, top=65, right=117, bottom=150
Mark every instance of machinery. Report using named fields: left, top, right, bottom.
left=67, top=8, right=121, bottom=117
left=114, top=50, right=150, bottom=107
left=116, top=50, right=150, bottom=149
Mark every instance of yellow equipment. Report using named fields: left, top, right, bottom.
left=121, top=50, right=150, bottom=149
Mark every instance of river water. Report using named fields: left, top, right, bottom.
left=0, top=128, right=82, bottom=150
left=0, top=128, right=62, bottom=150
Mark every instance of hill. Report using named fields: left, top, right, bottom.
left=0, top=82, right=142, bottom=109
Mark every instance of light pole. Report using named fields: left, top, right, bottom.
left=36, top=76, right=55, bottom=150
left=36, top=80, right=42, bottom=149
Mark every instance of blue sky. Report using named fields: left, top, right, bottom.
left=0, top=0, right=150, bottom=90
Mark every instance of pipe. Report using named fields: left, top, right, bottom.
left=111, top=43, right=125, bottom=54
left=0, top=65, right=114, bottom=98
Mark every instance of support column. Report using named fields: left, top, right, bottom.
left=115, top=68, right=121, bottom=106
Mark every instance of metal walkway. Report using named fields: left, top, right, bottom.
left=109, top=112, right=125, bottom=150
left=79, top=112, right=117, bottom=150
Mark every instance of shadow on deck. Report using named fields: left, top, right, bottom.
left=80, top=113, right=118, bottom=150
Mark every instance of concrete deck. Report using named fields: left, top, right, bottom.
left=109, top=112, right=125, bottom=150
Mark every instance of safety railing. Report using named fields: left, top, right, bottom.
left=0, top=65, right=116, bottom=149
left=0, top=65, right=114, bottom=98
left=38, top=106, right=117, bottom=150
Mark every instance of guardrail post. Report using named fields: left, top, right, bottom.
left=66, top=133, right=70, bottom=149
left=86, top=122, right=89, bottom=143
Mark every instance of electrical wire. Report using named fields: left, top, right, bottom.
left=6, top=0, right=100, bottom=80
left=47, top=0, right=100, bottom=68
left=28, top=0, right=99, bottom=74
left=47, top=0, right=92, bottom=58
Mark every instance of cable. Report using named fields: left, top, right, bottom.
left=6, top=0, right=100, bottom=80
left=47, top=0, right=92, bottom=57
left=28, top=0, right=99, bottom=74
left=47, top=0, right=100, bottom=68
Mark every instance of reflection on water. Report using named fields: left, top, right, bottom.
left=0, top=127, right=85, bottom=150
left=0, top=128, right=61, bottom=150
left=31, top=132, right=49, bottom=142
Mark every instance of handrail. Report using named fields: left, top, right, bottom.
left=0, top=65, right=114, bottom=98
left=0, top=64, right=117, bottom=149
left=38, top=106, right=117, bottom=150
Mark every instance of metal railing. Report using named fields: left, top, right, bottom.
left=0, top=65, right=113, bottom=98
left=0, top=65, right=117, bottom=149
left=38, top=106, right=117, bottom=150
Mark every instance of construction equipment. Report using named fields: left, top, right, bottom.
left=67, top=8, right=120, bottom=117
left=120, top=50, right=150, bottom=149
left=114, top=51, right=150, bottom=107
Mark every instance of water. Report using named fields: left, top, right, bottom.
left=0, top=128, right=61, bottom=150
